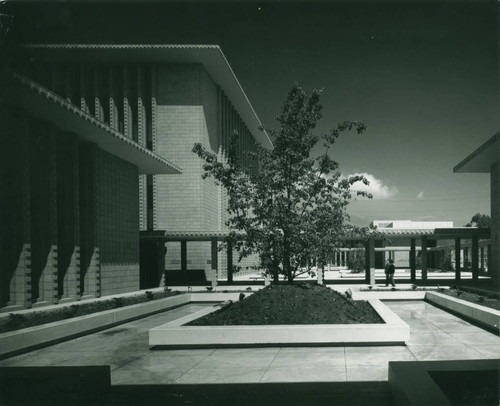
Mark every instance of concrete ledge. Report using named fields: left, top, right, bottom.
left=425, top=291, right=500, bottom=333
left=149, top=298, right=410, bottom=347
left=0, top=294, right=190, bottom=359
left=189, top=292, right=252, bottom=302
left=389, top=359, right=499, bottom=406
left=347, top=288, right=426, bottom=300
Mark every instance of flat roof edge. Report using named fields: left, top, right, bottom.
left=453, top=132, right=499, bottom=173
left=18, top=44, right=273, bottom=149
left=6, top=72, right=181, bottom=175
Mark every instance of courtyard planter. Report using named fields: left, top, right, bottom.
left=149, top=298, right=410, bottom=347
left=347, top=288, right=426, bottom=300
left=0, top=292, right=249, bottom=359
left=425, top=291, right=500, bottom=333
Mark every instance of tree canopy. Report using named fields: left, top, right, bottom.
left=193, top=83, right=372, bottom=283
left=465, top=213, right=491, bottom=228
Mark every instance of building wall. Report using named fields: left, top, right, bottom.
left=0, top=100, right=141, bottom=309
left=0, top=106, right=32, bottom=308
left=154, top=64, right=219, bottom=273
left=491, top=160, right=499, bottom=284
left=95, top=149, right=140, bottom=295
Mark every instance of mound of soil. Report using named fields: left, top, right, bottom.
left=187, top=284, right=384, bottom=326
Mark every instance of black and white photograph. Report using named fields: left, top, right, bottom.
left=0, top=0, right=499, bottom=404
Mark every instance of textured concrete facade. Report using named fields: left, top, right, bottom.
left=1, top=45, right=267, bottom=305
left=491, top=161, right=499, bottom=284
left=154, top=65, right=220, bottom=273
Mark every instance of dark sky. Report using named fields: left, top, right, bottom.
left=5, top=0, right=499, bottom=226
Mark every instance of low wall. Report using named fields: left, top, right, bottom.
left=347, top=289, right=426, bottom=300
left=389, top=359, right=499, bottom=406
left=149, top=298, right=410, bottom=347
left=425, top=291, right=500, bottom=333
left=0, top=294, right=190, bottom=359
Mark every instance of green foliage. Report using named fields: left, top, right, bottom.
left=193, top=83, right=372, bottom=283
left=440, top=252, right=454, bottom=272
left=347, top=244, right=365, bottom=273
left=465, top=213, right=491, bottom=228
left=0, top=291, right=180, bottom=334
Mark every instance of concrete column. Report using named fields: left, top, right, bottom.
left=421, top=236, right=428, bottom=283
left=491, top=161, right=499, bottom=289
left=4, top=109, right=32, bottom=308
left=137, top=65, right=146, bottom=147
left=471, top=236, right=479, bottom=281
left=410, top=239, right=416, bottom=282
left=181, top=240, right=187, bottom=285
left=455, top=238, right=461, bottom=282
left=211, top=238, right=218, bottom=288
left=317, top=267, right=324, bottom=285
left=464, top=247, right=469, bottom=272
left=29, top=122, right=58, bottom=306
left=365, top=239, right=375, bottom=285
left=480, top=247, right=485, bottom=272
left=79, top=142, right=97, bottom=299
left=108, top=66, right=118, bottom=130
left=227, top=240, right=233, bottom=284
left=123, top=65, right=132, bottom=138
left=80, top=65, right=90, bottom=114
left=57, top=136, right=80, bottom=303
left=94, top=66, right=105, bottom=122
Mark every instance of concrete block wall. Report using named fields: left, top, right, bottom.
left=491, top=160, right=499, bottom=286
left=95, top=149, right=140, bottom=295
left=0, top=106, right=32, bottom=308
left=154, top=65, right=220, bottom=273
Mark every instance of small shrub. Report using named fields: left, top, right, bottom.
left=346, top=244, right=365, bottom=273
left=6, top=313, right=27, bottom=328
left=112, top=297, right=125, bottom=308
left=440, top=252, right=454, bottom=272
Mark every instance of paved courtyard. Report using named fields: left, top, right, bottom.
left=1, top=300, right=499, bottom=385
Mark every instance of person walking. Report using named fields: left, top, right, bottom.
left=385, top=258, right=396, bottom=287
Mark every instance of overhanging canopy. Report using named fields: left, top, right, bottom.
left=19, top=44, right=273, bottom=150
left=454, top=132, right=499, bottom=173
left=3, top=72, right=181, bottom=175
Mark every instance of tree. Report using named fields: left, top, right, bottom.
left=193, top=83, right=372, bottom=283
left=346, top=243, right=365, bottom=273
left=465, top=213, right=491, bottom=228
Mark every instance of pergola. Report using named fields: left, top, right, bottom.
left=359, top=227, right=491, bottom=285
left=141, top=227, right=490, bottom=286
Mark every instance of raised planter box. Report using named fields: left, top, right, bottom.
left=149, top=298, right=410, bottom=347
left=0, top=292, right=251, bottom=359
left=347, top=288, right=426, bottom=300
left=425, top=291, right=500, bottom=333
left=389, top=359, right=499, bottom=406
left=0, top=294, right=190, bottom=359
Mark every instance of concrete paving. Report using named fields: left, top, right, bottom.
left=0, top=300, right=498, bottom=385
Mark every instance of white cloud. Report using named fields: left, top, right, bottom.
left=347, top=173, right=398, bottom=199
left=417, top=191, right=424, bottom=199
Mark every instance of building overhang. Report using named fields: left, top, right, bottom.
left=453, top=132, right=499, bottom=173
left=344, top=227, right=490, bottom=240
left=18, top=44, right=273, bottom=150
left=2, top=72, right=181, bottom=175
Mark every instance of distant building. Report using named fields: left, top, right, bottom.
left=372, top=220, right=454, bottom=230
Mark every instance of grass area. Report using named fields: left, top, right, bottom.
left=0, top=290, right=180, bottom=334
left=439, top=288, right=500, bottom=311
left=187, top=283, right=383, bottom=326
